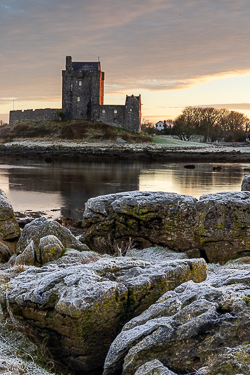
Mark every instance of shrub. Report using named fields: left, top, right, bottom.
left=61, top=123, right=88, bottom=139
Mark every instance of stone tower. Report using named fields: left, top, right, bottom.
left=124, top=95, right=141, bottom=132
left=62, top=56, right=104, bottom=120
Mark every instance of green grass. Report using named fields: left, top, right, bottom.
left=152, top=135, right=209, bottom=147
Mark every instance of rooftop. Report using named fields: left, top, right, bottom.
left=72, top=62, right=101, bottom=71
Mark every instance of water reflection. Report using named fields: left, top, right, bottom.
left=0, top=157, right=248, bottom=219
left=139, top=163, right=246, bottom=198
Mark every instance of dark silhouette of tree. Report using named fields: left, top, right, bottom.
left=173, top=107, right=250, bottom=142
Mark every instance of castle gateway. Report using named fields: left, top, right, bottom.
left=10, top=56, right=141, bottom=133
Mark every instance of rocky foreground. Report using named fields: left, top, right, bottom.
left=1, top=185, right=250, bottom=374
left=104, top=266, right=250, bottom=375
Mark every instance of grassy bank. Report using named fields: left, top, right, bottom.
left=0, top=120, right=153, bottom=143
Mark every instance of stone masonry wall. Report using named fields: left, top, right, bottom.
left=99, top=105, right=125, bottom=128
left=124, top=96, right=141, bottom=133
left=99, top=101, right=141, bottom=133
left=62, top=70, right=103, bottom=120
left=9, top=109, right=61, bottom=124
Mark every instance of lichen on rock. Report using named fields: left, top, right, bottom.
left=81, top=191, right=199, bottom=253
left=197, top=191, right=250, bottom=262
left=16, top=217, right=89, bottom=257
left=39, top=235, right=64, bottom=264
left=81, top=190, right=250, bottom=263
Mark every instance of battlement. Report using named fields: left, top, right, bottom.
left=9, top=108, right=61, bottom=124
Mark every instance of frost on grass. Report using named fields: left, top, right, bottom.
left=0, top=306, right=56, bottom=375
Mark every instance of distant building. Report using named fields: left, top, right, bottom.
left=156, top=120, right=174, bottom=131
left=10, top=56, right=141, bottom=133
left=156, top=121, right=164, bottom=130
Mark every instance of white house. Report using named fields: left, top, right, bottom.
left=156, top=120, right=174, bottom=131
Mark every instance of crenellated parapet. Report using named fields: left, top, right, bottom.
left=9, top=108, right=61, bottom=124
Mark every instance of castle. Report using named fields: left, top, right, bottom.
left=9, top=56, right=141, bottom=133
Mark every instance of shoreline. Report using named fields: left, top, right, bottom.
left=1, top=140, right=250, bottom=162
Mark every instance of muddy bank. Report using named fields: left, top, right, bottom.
left=2, top=141, right=250, bottom=162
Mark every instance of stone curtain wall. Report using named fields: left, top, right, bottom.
left=99, top=105, right=126, bottom=128
left=99, top=102, right=141, bottom=133
left=9, top=109, right=61, bottom=124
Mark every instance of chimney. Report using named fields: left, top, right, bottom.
left=66, top=56, right=72, bottom=71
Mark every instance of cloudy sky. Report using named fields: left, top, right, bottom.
left=0, top=0, right=249, bottom=123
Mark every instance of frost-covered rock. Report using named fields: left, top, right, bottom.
left=126, top=246, right=188, bottom=263
left=104, top=267, right=250, bottom=375
left=1, top=257, right=206, bottom=375
left=16, top=217, right=89, bottom=259
left=241, top=174, right=250, bottom=191
left=0, top=189, right=20, bottom=240
left=134, top=360, right=177, bottom=375
left=47, top=248, right=101, bottom=266
left=81, top=190, right=250, bottom=263
left=81, top=191, right=199, bottom=253
left=197, top=191, right=250, bottom=262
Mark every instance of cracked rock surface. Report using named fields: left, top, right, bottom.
left=80, top=191, right=199, bottom=253
left=81, top=190, right=250, bottom=262
left=197, top=191, right=250, bottom=262
left=16, top=217, right=89, bottom=263
left=0, top=257, right=206, bottom=375
left=103, top=267, right=250, bottom=375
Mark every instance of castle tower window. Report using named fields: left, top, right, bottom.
left=114, top=109, right=117, bottom=114
left=130, top=109, right=133, bottom=112
left=78, top=80, right=82, bottom=87
left=102, top=109, right=105, bottom=114
left=77, top=97, right=80, bottom=102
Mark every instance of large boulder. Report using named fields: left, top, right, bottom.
left=81, top=191, right=250, bottom=263
left=16, top=217, right=89, bottom=263
left=0, top=257, right=206, bottom=375
left=197, top=191, right=250, bottom=262
left=80, top=191, right=199, bottom=253
left=103, top=267, right=250, bottom=375
left=0, top=189, right=20, bottom=240
left=241, top=174, right=250, bottom=191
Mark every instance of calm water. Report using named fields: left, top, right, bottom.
left=0, top=157, right=248, bottom=219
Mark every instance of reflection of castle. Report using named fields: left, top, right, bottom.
left=10, top=56, right=141, bottom=132
left=7, top=159, right=143, bottom=219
